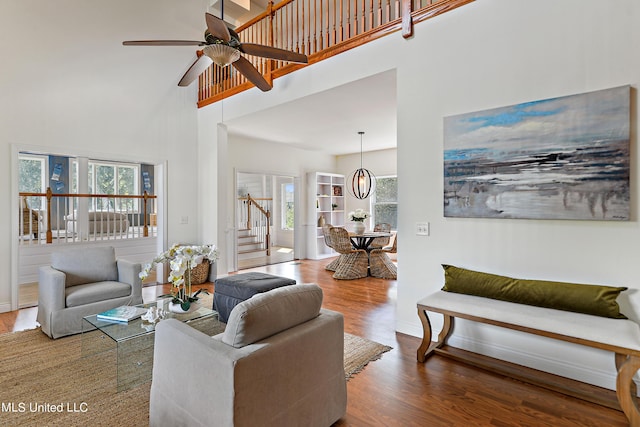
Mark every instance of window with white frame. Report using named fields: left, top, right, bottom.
left=281, top=182, right=294, bottom=230
left=72, top=160, right=140, bottom=211
left=370, top=176, right=397, bottom=230
left=18, top=154, right=47, bottom=210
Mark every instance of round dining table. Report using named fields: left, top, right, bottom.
left=349, top=231, right=392, bottom=251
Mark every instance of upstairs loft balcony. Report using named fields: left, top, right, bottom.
left=198, top=0, right=473, bottom=106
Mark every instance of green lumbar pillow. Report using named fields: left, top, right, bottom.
left=441, top=264, right=628, bottom=319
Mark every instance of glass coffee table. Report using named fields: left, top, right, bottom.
left=82, top=302, right=221, bottom=392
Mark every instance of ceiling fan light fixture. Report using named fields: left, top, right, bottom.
left=203, top=44, right=240, bottom=67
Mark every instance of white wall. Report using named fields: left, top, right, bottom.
left=198, top=0, right=640, bottom=391
left=1, top=0, right=209, bottom=311
left=395, top=0, right=640, bottom=391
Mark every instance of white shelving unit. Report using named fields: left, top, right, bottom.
left=308, top=172, right=345, bottom=259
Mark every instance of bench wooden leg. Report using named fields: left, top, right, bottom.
left=616, top=353, right=640, bottom=427
left=417, top=306, right=453, bottom=363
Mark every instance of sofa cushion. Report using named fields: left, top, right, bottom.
left=215, top=272, right=297, bottom=299
left=65, top=281, right=132, bottom=307
left=222, top=283, right=323, bottom=348
left=52, top=246, right=119, bottom=287
left=441, top=264, right=628, bottom=319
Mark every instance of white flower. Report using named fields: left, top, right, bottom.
left=348, top=209, right=370, bottom=222
left=139, top=263, right=152, bottom=280
left=138, top=243, right=220, bottom=310
left=138, top=244, right=220, bottom=282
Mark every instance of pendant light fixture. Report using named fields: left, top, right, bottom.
left=203, top=44, right=240, bottom=67
left=203, top=0, right=241, bottom=67
left=348, top=131, right=376, bottom=199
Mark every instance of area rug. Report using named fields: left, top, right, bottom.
left=343, top=332, right=392, bottom=379
left=0, top=325, right=391, bottom=426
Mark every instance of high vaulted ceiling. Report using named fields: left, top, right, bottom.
left=224, top=70, right=397, bottom=156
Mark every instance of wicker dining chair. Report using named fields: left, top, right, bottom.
left=369, top=223, right=392, bottom=249
left=329, top=227, right=369, bottom=280
left=369, top=233, right=397, bottom=279
left=322, top=224, right=341, bottom=272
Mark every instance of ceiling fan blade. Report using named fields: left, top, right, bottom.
left=178, top=55, right=214, bottom=87
left=232, top=56, right=272, bottom=92
left=123, top=40, right=205, bottom=46
left=205, top=13, right=231, bottom=42
left=239, top=43, right=308, bottom=63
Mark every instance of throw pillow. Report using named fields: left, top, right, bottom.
left=52, top=246, right=119, bottom=287
left=441, top=264, right=628, bottom=319
left=222, top=283, right=323, bottom=348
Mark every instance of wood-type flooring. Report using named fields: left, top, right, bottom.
left=0, top=258, right=628, bottom=426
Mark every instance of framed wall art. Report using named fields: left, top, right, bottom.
left=443, top=86, right=630, bottom=220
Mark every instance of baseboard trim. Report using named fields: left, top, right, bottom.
left=0, top=302, right=12, bottom=313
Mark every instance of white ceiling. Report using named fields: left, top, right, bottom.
left=224, top=70, right=397, bottom=156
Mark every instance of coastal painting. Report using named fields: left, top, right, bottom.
left=443, top=86, right=630, bottom=220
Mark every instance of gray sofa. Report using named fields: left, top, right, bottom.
left=64, top=211, right=130, bottom=234
left=37, top=246, right=143, bottom=339
left=150, top=283, right=347, bottom=427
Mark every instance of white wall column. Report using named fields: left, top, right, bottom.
left=76, top=157, right=89, bottom=241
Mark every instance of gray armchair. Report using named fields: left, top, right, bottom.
left=37, top=246, right=143, bottom=339
left=150, top=283, right=347, bottom=427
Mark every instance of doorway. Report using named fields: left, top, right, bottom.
left=235, top=172, right=296, bottom=270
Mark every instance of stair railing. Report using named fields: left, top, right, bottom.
left=239, top=193, right=273, bottom=256
left=198, top=0, right=473, bottom=106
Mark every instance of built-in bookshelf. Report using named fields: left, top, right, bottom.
left=308, top=172, right=345, bottom=259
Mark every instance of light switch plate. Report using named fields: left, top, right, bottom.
left=416, top=222, right=429, bottom=236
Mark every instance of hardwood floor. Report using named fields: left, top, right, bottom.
left=0, top=259, right=628, bottom=426
left=237, top=245, right=295, bottom=270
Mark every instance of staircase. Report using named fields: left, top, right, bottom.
left=236, top=193, right=272, bottom=264
left=237, top=228, right=266, bottom=260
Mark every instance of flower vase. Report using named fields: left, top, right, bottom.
left=353, top=221, right=365, bottom=235
left=169, top=302, right=194, bottom=314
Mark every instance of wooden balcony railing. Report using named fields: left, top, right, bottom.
left=198, top=0, right=473, bottom=106
left=19, top=188, right=157, bottom=245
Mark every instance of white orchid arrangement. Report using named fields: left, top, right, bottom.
left=140, top=244, right=219, bottom=311
left=348, top=209, right=370, bottom=222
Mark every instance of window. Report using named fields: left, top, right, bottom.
left=18, top=154, right=47, bottom=209
left=72, top=160, right=140, bottom=211
left=371, top=176, right=397, bottom=230
left=281, top=183, right=294, bottom=230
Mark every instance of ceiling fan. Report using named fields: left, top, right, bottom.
left=123, top=12, right=308, bottom=91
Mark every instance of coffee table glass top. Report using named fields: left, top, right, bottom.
left=83, top=302, right=217, bottom=342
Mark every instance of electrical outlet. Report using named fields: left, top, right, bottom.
left=416, top=222, right=430, bottom=236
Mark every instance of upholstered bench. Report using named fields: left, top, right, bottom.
left=213, top=272, right=297, bottom=322
left=417, top=265, right=640, bottom=426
